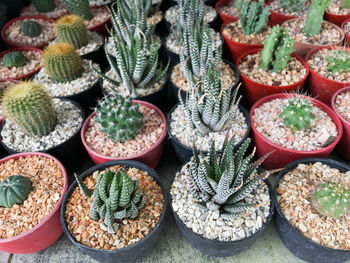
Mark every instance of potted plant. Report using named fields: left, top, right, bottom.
left=325, top=0, right=350, bottom=26
left=60, top=160, right=167, bottom=262
left=267, top=0, right=309, bottom=25
left=250, top=93, right=343, bottom=169
left=215, top=0, right=243, bottom=24
left=341, top=18, right=350, bottom=45
left=0, top=151, right=68, bottom=254
left=236, top=26, right=309, bottom=104
left=0, top=80, right=18, bottom=125
left=274, top=158, right=350, bottom=263
left=20, top=0, right=69, bottom=20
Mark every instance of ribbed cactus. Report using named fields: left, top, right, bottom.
left=0, top=175, right=32, bottom=208
left=260, top=26, right=294, bottom=73
left=95, top=95, right=143, bottom=143
left=42, top=43, right=84, bottom=82
left=342, top=0, right=350, bottom=8
left=1, top=81, right=56, bottom=136
left=54, top=15, right=88, bottom=49
left=304, top=0, right=330, bottom=36
left=238, top=0, right=270, bottom=35
left=2, top=51, right=27, bottom=68
left=20, top=20, right=42, bottom=37
left=326, top=50, right=350, bottom=73
left=234, top=0, right=245, bottom=10
left=312, top=182, right=350, bottom=218
left=32, top=0, right=55, bottom=13
left=62, top=0, right=93, bottom=20
left=280, top=0, right=305, bottom=12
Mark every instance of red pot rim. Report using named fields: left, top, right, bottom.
left=87, top=6, right=111, bottom=31
left=81, top=100, right=167, bottom=161
left=215, top=0, right=237, bottom=21
left=0, top=152, right=68, bottom=243
left=341, top=18, right=350, bottom=39
left=1, top=15, right=56, bottom=49
left=249, top=93, right=343, bottom=154
left=325, top=9, right=350, bottom=19
left=235, top=48, right=310, bottom=89
left=19, top=4, right=69, bottom=20
left=331, top=86, right=350, bottom=126
left=266, top=0, right=299, bottom=20
left=0, top=47, right=43, bottom=82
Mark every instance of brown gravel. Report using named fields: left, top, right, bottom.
left=270, top=0, right=309, bottom=17
left=344, top=21, right=350, bottom=36
left=327, top=0, right=350, bottom=15
left=85, top=104, right=164, bottom=157
left=335, top=91, right=350, bottom=122
left=65, top=165, right=164, bottom=250
left=146, top=11, right=163, bottom=26
left=277, top=162, right=350, bottom=250
left=20, top=0, right=68, bottom=20
left=218, top=1, right=240, bottom=17
left=85, top=6, right=110, bottom=29
left=0, top=155, right=64, bottom=239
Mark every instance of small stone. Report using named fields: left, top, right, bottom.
left=245, top=219, right=255, bottom=228
left=238, top=229, right=246, bottom=238
left=234, top=218, right=244, bottom=228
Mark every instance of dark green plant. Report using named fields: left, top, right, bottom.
left=20, top=20, right=42, bottom=37
left=2, top=51, right=27, bottom=68
left=238, top=0, right=270, bottom=35
left=32, top=0, right=55, bottom=12
left=280, top=0, right=306, bottom=12
left=304, top=0, right=330, bottom=36
left=0, top=175, right=32, bottom=208
left=62, top=0, right=93, bottom=20
left=326, top=50, right=350, bottom=73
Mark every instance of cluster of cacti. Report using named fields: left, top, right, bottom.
left=326, top=50, right=350, bottom=73
left=238, top=0, right=270, bottom=35
left=0, top=175, right=33, bottom=208
left=1, top=81, right=56, bottom=136
left=20, top=20, right=42, bottom=37
left=304, top=0, right=330, bottom=36
left=2, top=51, right=27, bottom=68
left=312, top=182, right=350, bottom=218
left=260, top=26, right=295, bottom=73
left=62, top=0, right=92, bottom=20
left=32, top=0, right=55, bottom=13
left=54, top=15, right=88, bottom=49
left=95, top=95, right=143, bottom=143
left=42, top=43, right=84, bottom=82
left=280, top=0, right=306, bottom=12
left=342, top=0, right=350, bottom=8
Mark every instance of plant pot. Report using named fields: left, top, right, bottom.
left=81, top=38, right=108, bottom=72
left=81, top=100, right=167, bottom=169
left=266, top=0, right=302, bottom=25
left=273, top=157, right=350, bottom=263
left=341, top=18, right=350, bottom=46
left=215, top=0, right=237, bottom=24
left=19, top=3, right=69, bottom=20
left=60, top=160, right=167, bottom=263
left=250, top=93, right=343, bottom=169
left=305, top=46, right=350, bottom=106
left=325, top=10, right=350, bottom=27
left=88, top=6, right=111, bottom=36
left=0, top=152, right=68, bottom=254
left=236, top=48, right=309, bottom=105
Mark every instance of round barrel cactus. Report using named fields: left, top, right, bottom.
left=0, top=175, right=33, bottom=208
left=62, top=0, right=93, bottom=20
left=2, top=51, right=27, bottom=68
left=32, top=0, right=55, bottom=13
left=20, top=20, right=42, bottom=37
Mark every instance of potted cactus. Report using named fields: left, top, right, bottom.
left=274, top=158, right=350, bottom=263
left=325, top=0, right=350, bottom=27
left=215, top=0, right=244, bottom=24
left=20, top=0, right=69, bottom=20
left=60, top=160, right=167, bottom=262
left=342, top=18, right=350, bottom=45
left=267, top=0, right=310, bottom=25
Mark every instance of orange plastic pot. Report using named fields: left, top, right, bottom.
left=88, top=6, right=111, bottom=36
left=325, top=10, right=350, bottom=27
left=215, top=0, right=237, bottom=24
left=250, top=93, right=343, bottom=169
left=0, top=152, right=68, bottom=254
left=341, top=18, right=350, bottom=46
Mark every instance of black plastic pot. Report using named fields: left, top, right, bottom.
left=82, top=39, right=108, bottom=72
left=273, top=158, right=350, bottom=263
left=2, top=0, right=28, bottom=19
left=167, top=103, right=251, bottom=163
left=60, top=160, right=168, bottom=263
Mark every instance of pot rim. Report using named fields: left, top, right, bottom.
left=325, top=9, right=350, bottom=19
left=215, top=0, right=237, bottom=21
left=87, top=5, right=111, bottom=31
left=341, top=18, right=350, bottom=33
left=331, top=86, right=350, bottom=126
left=19, top=4, right=69, bottom=20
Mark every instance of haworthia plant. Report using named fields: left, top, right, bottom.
left=238, top=0, right=270, bottom=35
left=304, top=0, right=330, bottom=36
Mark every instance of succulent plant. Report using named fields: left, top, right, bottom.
left=95, top=95, right=143, bottom=143
left=312, top=182, right=350, bottom=218
left=304, top=0, right=330, bottom=36
left=280, top=0, right=306, bottom=12
left=0, top=175, right=33, bottom=208
left=20, top=20, right=42, bottom=37
left=342, top=0, right=350, bottom=8
left=32, top=0, right=55, bottom=13
left=238, top=0, right=270, bottom=35
left=260, top=26, right=295, bottom=73
left=2, top=51, right=27, bottom=68
left=62, top=0, right=93, bottom=21
left=326, top=50, right=350, bottom=73
left=42, top=43, right=84, bottom=82
left=54, top=15, right=89, bottom=49
left=234, top=0, right=245, bottom=10
left=1, top=81, right=56, bottom=136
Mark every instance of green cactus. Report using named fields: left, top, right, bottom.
left=238, top=0, right=270, bottom=35
left=280, top=0, right=306, bottom=12
left=279, top=96, right=315, bottom=132
left=1, top=81, right=56, bottom=136
left=95, top=95, right=143, bottom=143
left=326, top=50, right=350, bottom=73
left=20, top=20, right=42, bottom=37
left=42, top=43, right=84, bottom=82
left=304, top=0, right=330, bottom=36
left=2, top=51, right=27, bottom=68
left=32, top=0, right=55, bottom=13
left=0, top=175, right=32, bottom=208
left=260, top=26, right=295, bottom=73
left=312, top=182, right=350, bottom=218
left=62, top=0, right=93, bottom=20
left=342, top=0, right=350, bottom=8
left=234, top=0, right=245, bottom=10
left=73, top=173, right=92, bottom=199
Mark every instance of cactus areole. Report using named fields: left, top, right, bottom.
left=0, top=175, right=33, bottom=208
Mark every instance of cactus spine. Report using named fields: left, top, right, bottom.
left=238, top=0, right=270, bottom=35
left=326, top=50, right=350, bottom=73
left=62, top=0, right=93, bottom=20
left=304, top=0, right=330, bottom=36
left=0, top=175, right=32, bottom=208
left=2, top=51, right=27, bottom=68
left=32, top=0, right=55, bottom=13
left=280, top=0, right=306, bottom=12
left=20, top=20, right=42, bottom=37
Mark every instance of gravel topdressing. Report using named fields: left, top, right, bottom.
left=327, top=0, right=350, bottom=15
left=270, top=0, right=309, bottom=17
left=335, top=91, right=350, bottom=122
left=20, top=0, right=68, bottom=19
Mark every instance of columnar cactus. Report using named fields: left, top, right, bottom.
left=260, top=26, right=295, bottom=73
left=0, top=175, right=32, bottom=208
left=280, top=0, right=306, bottom=12
left=20, top=20, right=42, bottom=37
left=32, top=0, right=55, bottom=13
left=326, top=50, right=350, bottom=73
left=312, top=182, right=350, bottom=218
left=1, top=81, right=56, bottom=136
left=42, top=43, right=84, bottom=82
left=304, top=0, right=330, bottom=36
left=238, top=0, right=270, bottom=35
left=234, top=0, right=245, bottom=10
left=62, top=0, right=93, bottom=20
left=2, top=51, right=27, bottom=68
left=54, top=15, right=89, bottom=49
left=95, top=95, right=143, bottom=143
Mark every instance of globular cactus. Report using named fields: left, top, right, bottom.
left=260, top=25, right=295, bottom=73
left=32, top=0, right=55, bottom=13
left=54, top=15, right=88, bottom=49
left=280, top=0, right=306, bottom=12
left=2, top=51, right=27, bottom=68
left=279, top=96, right=315, bottom=132
left=304, top=0, right=331, bottom=36
left=0, top=175, right=32, bottom=208
left=1, top=82, right=56, bottom=136
left=42, top=43, right=84, bottom=82
left=20, top=20, right=42, bottom=37
left=238, top=0, right=270, bottom=35
left=95, top=95, right=143, bottom=143
left=62, top=0, right=93, bottom=21
left=312, top=182, right=350, bottom=218
left=342, top=0, right=350, bottom=8
left=326, top=50, right=350, bottom=73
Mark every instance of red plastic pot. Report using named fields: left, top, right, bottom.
left=266, top=0, right=304, bottom=25
left=0, top=152, right=68, bottom=254
left=88, top=6, right=111, bottom=36
left=19, top=4, right=69, bottom=20
left=341, top=18, right=350, bottom=46
left=215, top=0, right=237, bottom=24
left=250, top=93, right=343, bottom=169
left=81, top=100, right=167, bottom=169
left=236, top=48, right=310, bottom=105
left=325, top=10, right=350, bottom=27
left=331, top=86, right=350, bottom=160
left=305, top=46, right=350, bottom=106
